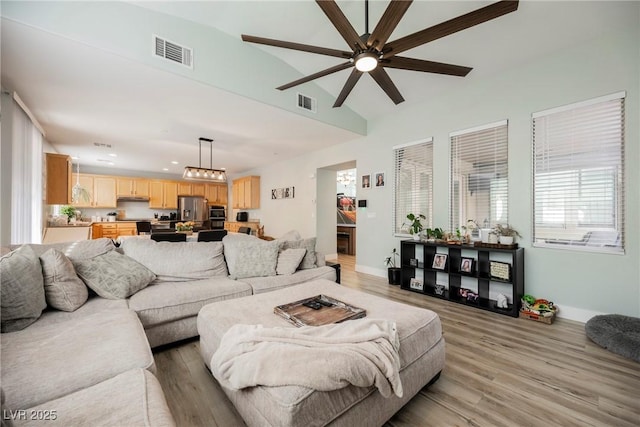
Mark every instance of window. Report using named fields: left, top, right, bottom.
left=393, top=139, right=433, bottom=235
left=532, top=92, right=625, bottom=253
left=450, top=121, right=508, bottom=231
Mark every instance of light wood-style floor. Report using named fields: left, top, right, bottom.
left=154, top=254, right=640, bottom=427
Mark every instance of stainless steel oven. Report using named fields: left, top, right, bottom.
left=209, top=205, right=226, bottom=230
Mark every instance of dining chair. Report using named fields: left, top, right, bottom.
left=197, top=230, right=228, bottom=242
left=150, top=232, right=187, bottom=242
left=136, top=221, right=152, bottom=235
left=237, top=226, right=252, bottom=235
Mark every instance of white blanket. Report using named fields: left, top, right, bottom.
left=211, top=318, right=403, bottom=398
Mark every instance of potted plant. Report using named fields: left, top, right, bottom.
left=425, top=227, right=444, bottom=242
left=404, top=213, right=426, bottom=240
left=384, top=248, right=401, bottom=285
left=492, top=224, right=522, bottom=245
left=60, top=205, right=76, bottom=224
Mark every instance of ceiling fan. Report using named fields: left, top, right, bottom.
left=242, top=0, right=519, bottom=107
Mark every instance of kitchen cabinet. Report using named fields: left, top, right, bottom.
left=205, top=183, right=228, bottom=206
left=178, top=182, right=192, bottom=196
left=232, top=176, right=260, bottom=209
left=45, top=153, right=72, bottom=205
left=116, top=177, right=149, bottom=197
left=91, top=222, right=137, bottom=239
left=224, top=221, right=260, bottom=234
left=71, top=174, right=116, bottom=208
left=191, top=183, right=206, bottom=197
left=149, top=181, right=178, bottom=209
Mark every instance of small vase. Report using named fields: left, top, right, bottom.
left=499, top=236, right=514, bottom=245
left=412, top=234, right=420, bottom=241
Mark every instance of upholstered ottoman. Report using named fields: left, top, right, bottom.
left=198, top=279, right=445, bottom=427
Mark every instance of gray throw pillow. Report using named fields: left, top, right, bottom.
left=72, top=251, right=156, bottom=299
left=222, top=235, right=279, bottom=279
left=0, top=245, right=47, bottom=332
left=276, top=248, right=307, bottom=275
left=279, top=230, right=302, bottom=241
left=40, top=249, right=88, bottom=312
left=280, top=238, right=317, bottom=269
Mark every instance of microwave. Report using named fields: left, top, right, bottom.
left=236, top=212, right=248, bottom=222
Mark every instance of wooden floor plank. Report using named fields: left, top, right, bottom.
left=153, top=254, right=640, bottom=426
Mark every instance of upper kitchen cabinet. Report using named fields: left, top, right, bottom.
left=205, top=183, right=228, bottom=206
left=45, top=153, right=72, bottom=205
left=232, top=176, right=260, bottom=209
left=71, top=174, right=116, bottom=208
left=191, top=183, right=206, bottom=197
left=149, top=181, right=178, bottom=209
left=116, top=177, right=149, bottom=197
left=178, top=182, right=205, bottom=197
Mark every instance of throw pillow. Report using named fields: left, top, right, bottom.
left=120, top=239, right=227, bottom=281
left=40, top=249, right=88, bottom=312
left=222, top=235, right=279, bottom=279
left=72, top=251, right=156, bottom=299
left=0, top=245, right=47, bottom=332
left=280, top=238, right=317, bottom=270
left=279, top=230, right=302, bottom=241
left=276, top=248, right=307, bottom=275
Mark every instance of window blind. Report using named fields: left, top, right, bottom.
left=532, top=92, right=625, bottom=253
left=393, top=139, right=433, bottom=235
left=450, top=120, right=508, bottom=231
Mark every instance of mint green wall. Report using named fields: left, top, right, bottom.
left=246, top=24, right=640, bottom=321
left=1, top=1, right=366, bottom=135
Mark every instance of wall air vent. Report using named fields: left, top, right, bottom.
left=153, top=34, right=193, bottom=69
left=297, top=93, right=316, bottom=113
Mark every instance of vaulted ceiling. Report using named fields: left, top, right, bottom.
left=1, top=1, right=636, bottom=176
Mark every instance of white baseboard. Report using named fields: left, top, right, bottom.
left=355, top=265, right=387, bottom=278
left=324, top=253, right=338, bottom=260
left=554, top=303, right=603, bottom=323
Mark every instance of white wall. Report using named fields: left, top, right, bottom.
left=243, top=25, right=640, bottom=321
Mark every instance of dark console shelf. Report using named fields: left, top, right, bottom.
left=400, top=240, right=524, bottom=317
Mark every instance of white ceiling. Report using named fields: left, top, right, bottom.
left=2, top=1, right=636, bottom=176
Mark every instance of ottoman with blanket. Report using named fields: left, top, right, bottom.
left=198, top=279, right=445, bottom=427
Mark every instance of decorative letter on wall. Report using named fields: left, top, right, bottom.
left=271, top=186, right=295, bottom=200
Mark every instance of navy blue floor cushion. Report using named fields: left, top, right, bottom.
left=585, top=314, right=640, bottom=363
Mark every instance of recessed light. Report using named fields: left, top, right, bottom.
left=108, top=153, right=117, bottom=157
left=108, top=162, right=115, bottom=166
left=71, top=156, right=79, bottom=160
left=171, top=161, right=179, bottom=165
left=162, top=168, right=169, bottom=171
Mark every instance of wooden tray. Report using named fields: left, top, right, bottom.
left=274, top=295, right=366, bottom=327
left=519, top=308, right=557, bottom=324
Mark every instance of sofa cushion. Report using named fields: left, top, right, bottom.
left=276, top=248, right=307, bottom=275
left=242, top=266, right=336, bottom=295
left=0, top=245, right=47, bottom=333
left=279, top=230, right=301, bottom=241
left=279, top=238, right=317, bottom=270
left=120, top=239, right=227, bottom=281
left=16, top=238, right=116, bottom=259
left=39, top=249, right=88, bottom=312
left=15, top=369, right=175, bottom=427
left=222, top=234, right=279, bottom=279
left=1, top=307, right=155, bottom=410
left=73, top=251, right=156, bottom=299
left=128, top=277, right=253, bottom=328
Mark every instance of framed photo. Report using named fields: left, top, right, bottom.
left=460, top=257, right=474, bottom=273
left=361, top=174, right=371, bottom=188
left=375, top=172, right=385, bottom=188
left=490, top=261, right=511, bottom=281
left=432, top=254, right=447, bottom=270
left=409, top=277, right=424, bottom=291
left=409, top=258, right=418, bottom=267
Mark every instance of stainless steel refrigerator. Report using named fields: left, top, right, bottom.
left=178, top=196, right=208, bottom=224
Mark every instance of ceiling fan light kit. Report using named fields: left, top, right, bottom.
left=183, top=137, right=227, bottom=183
left=242, top=0, right=519, bottom=107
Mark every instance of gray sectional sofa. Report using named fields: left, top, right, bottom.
left=1, top=233, right=335, bottom=426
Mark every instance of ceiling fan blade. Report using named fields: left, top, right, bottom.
left=277, top=62, right=354, bottom=91
left=382, top=56, right=472, bottom=77
left=333, top=69, right=363, bottom=108
left=383, top=0, right=519, bottom=58
left=316, top=0, right=366, bottom=52
left=366, top=0, right=413, bottom=51
left=369, top=67, right=405, bottom=105
left=241, top=35, right=352, bottom=59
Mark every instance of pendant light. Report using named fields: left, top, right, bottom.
left=183, top=137, right=227, bottom=182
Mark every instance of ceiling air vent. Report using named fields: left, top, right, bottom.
left=153, top=34, right=193, bottom=69
left=297, top=93, right=316, bottom=113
